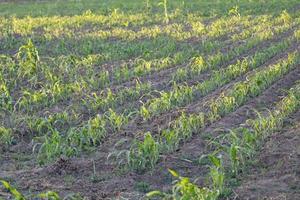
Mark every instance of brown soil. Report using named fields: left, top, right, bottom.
left=232, top=110, right=300, bottom=200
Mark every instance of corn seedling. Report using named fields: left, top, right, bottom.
left=0, top=126, right=13, bottom=146
left=128, top=132, right=159, bottom=172
left=159, top=0, right=169, bottom=24
left=0, top=180, right=61, bottom=200
left=147, top=169, right=219, bottom=200
left=16, top=40, right=39, bottom=78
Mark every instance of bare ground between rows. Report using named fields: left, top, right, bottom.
left=231, top=110, right=300, bottom=200
left=1, top=60, right=300, bottom=200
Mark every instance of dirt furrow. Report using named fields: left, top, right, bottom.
left=232, top=110, right=300, bottom=200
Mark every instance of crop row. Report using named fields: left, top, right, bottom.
left=83, top=13, right=296, bottom=87
left=147, top=80, right=300, bottom=200
left=3, top=16, right=296, bottom=117
left=2, top=27, right=298, bottom=163
left=1, top=10, right=296, bottom=60
left=1, top=12, right=299, bottom=166
left=141, top=29, right=300, bottom=120
left=123, top=49, right=300, bottom=172
left=0, top=26, right=292, bottom=146
left=0, top=10, right=172, bottom=38
left=76, top=19, right=299, bottom=117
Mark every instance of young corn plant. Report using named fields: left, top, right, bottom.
left=0, top=81, right=13, bottom=111
left=190, top=55, right=206, bottom=75
left=159, top=0, right=169, bottom=24
left=0, top=180, right=61, bottom=200
left=16, top=39, right=39, bottom=78
left=172, top=68, right=188, bottom=82
left=228, top=6, right=240, bottom=18
left=27, top=117, right=52, bottom=135
left=37, top=129, right=75, bottom=165
left=145, top=0, right=150, bottom=10
left=105, top=109, right=129, bottom=132
left=278, top=10, right=292, bottom=24
left=159, top=129, right=180, bottom=153
left=208, top=154, right=225, bottom=197
left=0, top=126, right=13, bottom=147
left=147, top=169, right=220, bottom=200
left=78, top=114, right=107, bottom=147
left=222, top=131, right=246, bottom=177
left=172, top=112, right=205, bottom=140
left=128, top=132, right=159, bottom=173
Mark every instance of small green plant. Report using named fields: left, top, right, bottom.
left=160, top=129, right=179, bottom=152
left=145, top=0, right=150, bottom=9
left=37, top=129, right=75, bottom=165
left=191, top=56, right=206, bottom=74
left=0, top=180, right=25, bottom=200
left=172, top=68, right=188, bottom=82
left=0, top=81, right=13, bottom=111
left=0, top=126, right=13, bottom=146
left=129, top=132, right=159, bottom=172
left=228, top=6, right=240, bottom=18
left=16, top=39, right=39, bottom=77
left=278, top=10, right=292, bottom=24
left=105, top=109, right=127, bottom=132
left=159, top=0, right=169, bottom=24
left=208, top=155, right=224, bottom=197
left=0, top=180, right=61, bottom=200
left=140, top=104, right=150, bottom=120
left=79, top=114, right=107, bottom=147
left=146, top=169, right=218, bottom=200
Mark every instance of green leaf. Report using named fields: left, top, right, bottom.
left=168, top=169, right=179, bottom=177
left=230, top=145, right=238, bottom=160
left=37, top=191, right=60, bottom=200
left=146, top=190, right=163, bottom=197
left=0, top=180, right=25, bottom=200
left=208, top=154, right=221, bottom=168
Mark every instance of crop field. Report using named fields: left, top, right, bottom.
left=0, top=0, right=300, bottom=199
